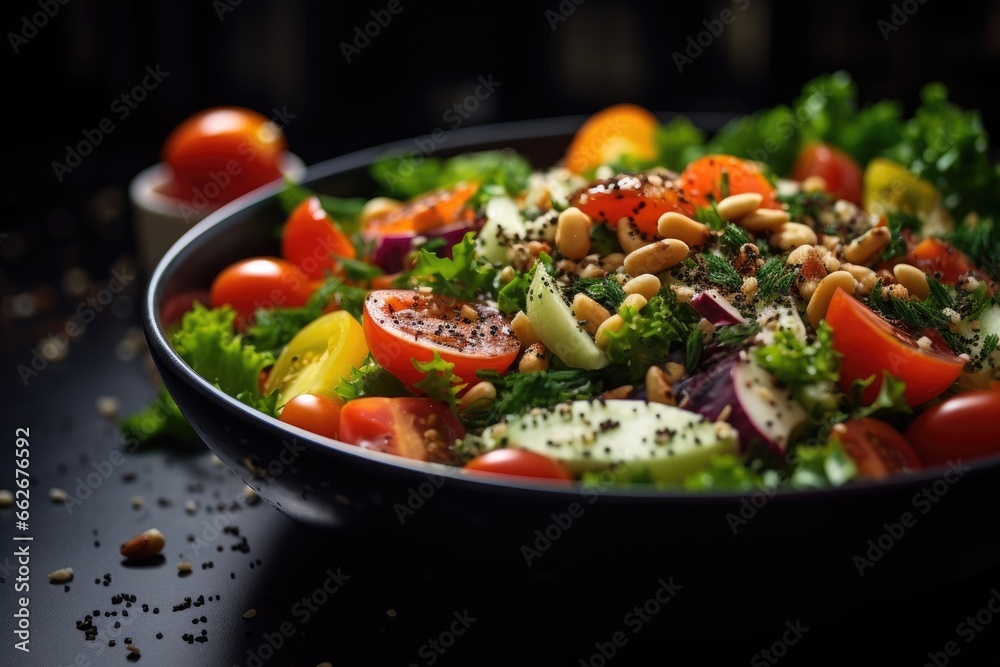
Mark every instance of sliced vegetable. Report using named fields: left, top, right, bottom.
left=571, top=173, right=695, bottom=237
left=679, top=155, right=779, bottom=209
left=791, top=142, right=863, bottom=204
left=832, top=418, right=921, bottom=479
left=825, top=288, right=964, bottom=406
left=281, top=196, right=356, bottom=279
left=266, top=311, right=369, bottom=407
left=862, top=158, right=940, bottom=215
left=691, top=290, right=747, bottom=326
left=525, top=264, right=609, bottom=370
left=339, top=397, right=464, bottom=464
left=362, top=290, right=520, bottom=389
left=481, top=399, right=738, bottom=484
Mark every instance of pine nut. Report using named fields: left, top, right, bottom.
left=120, top=528, right=166, bottom=560
left=555, top=207, right=592, bottom=260
left=617, top=219, right=650, bottom=253
left=48, top=567, right=74, bottom=582
left=459, top=381, right=497, bottom=410
left=621, top=293, right=648, bottom=312
left=518, top=342, right=549, bottom=373
left=177, top=561, right=193, bottom=573
left=842, top=227, right=891, bottom=266
left=460, top=304, right=479, bottom=321
left=595, top=314, right=625, bottom=349
left=771, top=222, right=818, bottom=250
left=645, top=365, right=677, bottom=406
left=893, top=263, right=930, bottom=300
left=656, top=212, right=711, bottom=248
left=821, top=252, right=841, bottom=273
left=510, top=311, right=540, bottom=345
left=801, top=175, right=827, bottom=193
left=579, top=263, right=606, bottom=279
left=663, top=362, right=686, bottom=383
left=806, top=271, right=857, bottom=329
left=360, top=197, right=404, bottom=226
left=623, top=274, right=661, bottom=300
left=840, top=263, right=878, bottom=295
left=623, top=239, right=689, bottom=276
left=717, top=192, right=763, bottom=221
left=602, top=253, right=626, bottom=272
left=737, top=208, right=790, bottom=233
left=786, top=244, right=817, bottom=267
left=741, top=276, right=758, bottom=300
left=499, top=266, right=516, bottom=283
left=671, top=284, right=695, bottom=303
left=572, top=293, right=612, bottom=334
left=820, top=234, right=841, bottom=252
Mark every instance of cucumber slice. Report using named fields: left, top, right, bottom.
left=477, top=196, right=525, bottom=264
left=526, top=264, right=609, bottom=370
left=482, top=400, right=738, bottom=484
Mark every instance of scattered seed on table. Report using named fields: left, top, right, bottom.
left=49, top=487, right=69, bottom=503
left=95, top=396, right=120, bottom=420
left=242, top=608, right=256, bottom=619
left=48, top=567, right=73, bottom=583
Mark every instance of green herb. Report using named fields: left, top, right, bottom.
left=881, top=212, right=922, bottom=261
left=719, top=223, right=752, bottom=256
left=469, top=368, right=603, bottom=431
left=718, top=171, right=730, bottom=200
left=603, top=293, right=699, bottom=382
left=120, top=388, right=197, bottom=447
left=693, top=205, right=726, bottom=231
left=778, top=191, right=834, bottom=224
left=754, top=322, right=842, bottom=414
left=370, top=149, right=532, bottom=211
left=653, top=116, right=707, bottom=171
left=172, top=304, right=275, bottom=414
left=589, top=223, right=623, bottom=256
left=684, top=326, right=703, bottom=371
left=396, top=232, right=499, bottom=301
left=338, top=257, right=384, bottom=282
left=849, top=372, right=912, bottom=419
left=755, top=258, right=796, bottom=303
left=565, top=277, right=627, bottom=313
left=787, top=440, right=857, bottom=489
left=334, top=356, right=412, bottom=402
left=411, top=351, right=466, bottom=413
left=701, top=253, right=742, bottom=290
left=715, top=322, right=761, bottom=346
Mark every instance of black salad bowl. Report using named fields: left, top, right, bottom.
left=144, top=116, right=1000, bottom=631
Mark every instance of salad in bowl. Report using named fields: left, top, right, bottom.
left=132, top=72, right=1000, bottom=493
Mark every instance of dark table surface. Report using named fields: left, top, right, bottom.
left=3, top=200, right=1000, bottom=667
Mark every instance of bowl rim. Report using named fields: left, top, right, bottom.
left=144, top=113, right=1000, bottom=503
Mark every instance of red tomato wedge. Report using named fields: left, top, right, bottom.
left=209, top=257, right=316, bottom=325
left=362, top=290, right=520, bottom=390
left=908, top=237, right=983, bottom=286
left=564, top=104, right=659, bottom=174
left=339, top=397, right=465, bottom=464
left=465, top=449, right=574, bottom=482
left=279, top=394, right=342, bottom=440
left=904, top=391, right=1000, bottom=465
left=825, top=288, right=964, bottom=406
left=679, top=155, right=779, bottom=209
left=363, top=182, right=478, bottom=236
left=791, top=142, right=863, bottom=204
left=281, top=197, right=356, bottom=280
left=832, top=418, right=922, bottom=479
left=571, top=173, right=695, bottom=237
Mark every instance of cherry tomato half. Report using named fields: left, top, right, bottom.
left=210, top=257, right=315, bottom=325
left=825, top=288, right=965, bottom=406
left=465, top=449, right=574, bottom=482
left=564, top=104, right=659, bottom=175
left=791, top=142, right=863, bottom=205
left=571, top=173, right=695, bottom=237
left=281, top=197, right=356, bottom=280
left=908, top=237, right=982, bottom=286
left=833, top=418, right=922, bottom=479
left=339, top=397, right=465, bottom=464
left=904, top=391, right=1000, bottom=466
left=279, top=394, right=342, bottom=440
left=678, top=155, right=780, bottom=209
left=362, top=290, right=520, bottom=390
left=159, top=107, right=287, bottom=204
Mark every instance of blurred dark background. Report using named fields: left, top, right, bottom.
left=3, top=0, right=999, bottom=342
